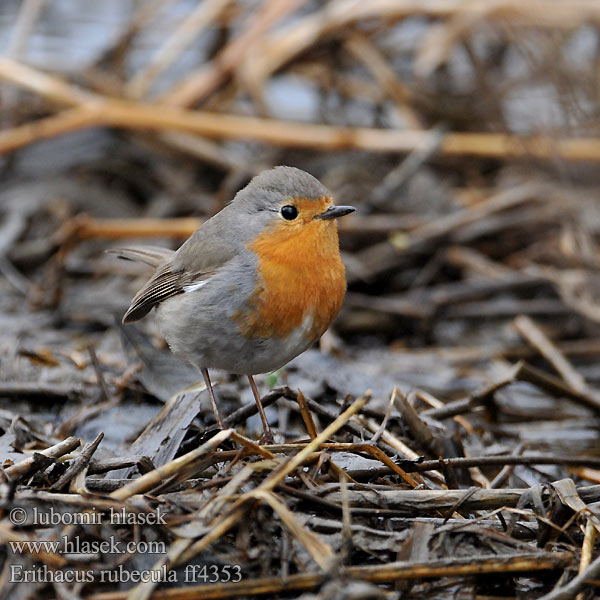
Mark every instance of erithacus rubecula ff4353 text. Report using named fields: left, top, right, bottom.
left=114, top=166, right=355, bottom=441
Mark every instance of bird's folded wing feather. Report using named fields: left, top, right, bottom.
left=116, top=216, right=237, bottom=323
left=122, top=263, right=214, bottom=323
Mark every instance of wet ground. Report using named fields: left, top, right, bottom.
left=2, top=2, right=600, bottom=599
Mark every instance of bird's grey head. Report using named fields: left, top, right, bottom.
left=212, top=166, right=334, bottom=243
left=193, top=166, right=353, bottom=254
left=232, top=166, right=331, bottom=214
left=175, top=166, right=353, bottom=265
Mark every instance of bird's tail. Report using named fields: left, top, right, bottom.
left=106, top=246, right=175, bottom=268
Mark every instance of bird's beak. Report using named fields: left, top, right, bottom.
left=316, top=205, right=355, bottom=220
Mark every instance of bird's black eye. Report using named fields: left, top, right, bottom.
left=280, top=205, right=298, bottom=220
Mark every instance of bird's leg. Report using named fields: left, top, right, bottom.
left=201, top=368, right=225, bottom=429
left=248, top=375, right=274, bottom=443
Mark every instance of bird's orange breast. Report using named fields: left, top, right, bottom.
left=234, top=211, right=346, bottom=342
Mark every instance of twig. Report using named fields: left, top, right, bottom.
left=0, top=381, right=80, bottom=402
left=368, top=387, right=397, bottom=446
left=514, top=314, right=589, bottom=393
left=323, top=483, right=600, bottom=513
left=175, top=395, right=369, bottom=565
left=86, top=552, right=573, bottom=600
left=0, top=255, right=30, bottom=295
left=224, top=387, right=286, bottom=427
left=344, top=33, right=422, bottom=128
left=370, top=125, right=446, bottom=205
left=421, top=361, right=521, bottom=420
left=87, top=344, right=111, bottom=403
left=88, top=456, right=154, bottom=475
left=516, top=361, right=600, bottom=413
left=576, top=520, right=595, bottom=600
left=239, top=0, right=600, bottom=86
left=4, top=436, right=81, bottom=481
left=162, top=0, right=305, bottom=106
left=229, top=431, right=275, bottom=460
left=252, top=490, right=334, bottom=570
left=109, top=429, right=233, bottom=501
left=538, top=552, right=600, bottom=600
left=394, top=389, right=439, bottom=457
left=296, top=390, right=318, bottom=440
left=489, top=444, right=525, bottom=489
left=404, top=183, right=544, bottom=251
left=5, top=60, right=600, bottom=160
left=4, top=0, right=46, bottom=58
left=50, top=433, right=104, bottom=491
left=415, top=389, right=473, bottom=434
left=126, top=0, right=233, bottom=98
left=349, top=453, right=600, bottom=480
left=353, top=185, right=546, bottom=280
left=339, top=474, right=353, bottom=562
left=0, top=107, right=101, bottom=154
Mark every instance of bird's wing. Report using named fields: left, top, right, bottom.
left=122, top=262, right=215, bottom=323
left=120, top=214, right=238, bottom=323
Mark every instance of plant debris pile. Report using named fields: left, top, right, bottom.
left=2, top=1, right=600, bottom=598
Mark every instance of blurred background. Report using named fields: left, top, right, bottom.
left=2, top=0, right=600, bottom=455
left=5, top=2, right=600, bottom=597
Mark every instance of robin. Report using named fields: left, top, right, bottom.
left=114, top=166, right=354, bottom=441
